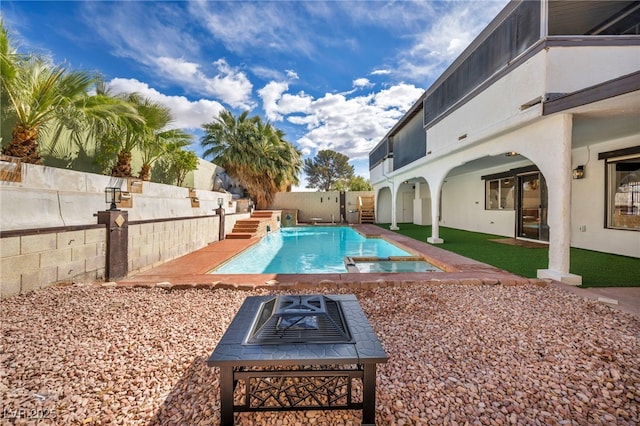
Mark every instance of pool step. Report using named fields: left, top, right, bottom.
left=251, top=211, right=274, bottom=218
left=227, top=220, right=260, bottom=239
left=233, top=220, right=260, bottom=232
left=226, top=213, right=274, bottom=239
left=226, top=232, right=254, bottom=239
left=226, top=216, right=271, bottom=239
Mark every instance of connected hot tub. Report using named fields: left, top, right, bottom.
left=345, top=256, right=443, bottom=273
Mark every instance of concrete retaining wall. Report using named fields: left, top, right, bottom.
left=0, top=162, right=250, bottom=298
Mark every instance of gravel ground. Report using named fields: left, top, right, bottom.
left=1, top=283, right=639, bottom=425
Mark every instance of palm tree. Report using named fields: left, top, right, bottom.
left=96, top=93, right=182, bottom=178
left=139, top=128, right=193, bottom=181
left=201, top=110, right=302, bottom=208
left=0, top=21, right=129, bottom=164
left=271, top=127, right=302, bottom=191
left=201, top=109, right=256, bottom=169
left=40, top=81, right=141, bottom=170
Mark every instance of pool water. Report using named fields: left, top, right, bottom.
left=211, top=226, right=411, bottom=274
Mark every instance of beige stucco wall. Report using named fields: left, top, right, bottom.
left=268, top=191, right=374, bottom=224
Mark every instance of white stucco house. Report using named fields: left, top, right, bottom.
left=369, top=0, right=640, bottom=285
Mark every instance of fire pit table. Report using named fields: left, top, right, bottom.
left=208, top=294, right=388, bottom=425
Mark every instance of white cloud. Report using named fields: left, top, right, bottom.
left=393, top=1, right=509, bottom=82
left=373, top=84, right=423, bottom=110
left=263, top=83, right=424, bottom=161
left=188, top=0, right=316, bottom=57
left=353, top=78, right=374, bottom=89
left=258, top=81, right=314, bottom=122
left=257, top=77, right=423, bottom=160
left=251, top=66, right=286, bottom=81
left=203, top=59, right=255, bottom=110
left=156, top=57, right=200, bottom=81
left=107, top=78, right=225, bottom=131
left=81, top=2, right=199, bottom=62
left=81, top=2, right=254, bottom=110
left=139, top=56, right=255, bottom=110
left=258, top=81, right=290, bottom=121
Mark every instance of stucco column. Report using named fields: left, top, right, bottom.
left=537, top=114, right=581, bottom=285
left=413, top=181, right=423, bottom=226
left=390, top=182, right=399, bottom=230
left=428, top=180, right=443, bottom=244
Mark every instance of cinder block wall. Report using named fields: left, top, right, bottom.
left=128, top=216, right=219, bottom=274
left=1, top=227, right=107, bottom=298
left=0, top=162, right=249, bottom=298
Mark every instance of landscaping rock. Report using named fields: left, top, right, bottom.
left=1, top=283, right=638, bottom=425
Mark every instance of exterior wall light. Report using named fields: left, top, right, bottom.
left=105, top=187, right=122, bottom=211
left=573, top=165, right=585, bottom=179
left=505, top=152, right=519, bottom=157
left=218, top=197, right=224, bottom=208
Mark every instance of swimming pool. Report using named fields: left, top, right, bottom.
left=210, top=226, right=412, bottom=274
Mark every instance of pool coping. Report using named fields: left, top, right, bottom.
left=115, top=224, right=545, bottom=290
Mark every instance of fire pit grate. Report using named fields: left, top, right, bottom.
left=246, top=295, right=352, bottom=344
left=208, top=294, right=388, bottom=426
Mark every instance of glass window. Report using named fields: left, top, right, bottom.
left=485, top=178, right=515, bottom=210
left=607, top=155, right=640, bottom=230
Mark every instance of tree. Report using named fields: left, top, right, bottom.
left=201, top=110, right=302, bottom=208
left=172, top=150, right=198, bottom=187
left=0, top=21, right=132, bottom=164
left=151, top=143, right=198, bottom=186
left=95, top=92, right=186, bottom=178
left=333, top=175, right=373, bottom=191
left=303, top=149, right=354, bottom=191
left=40, top=81, right=140, bottom=172
left=139, top=128, right=193, bottom=181
left=348, top=175, right=373, bottom=191
left=271, top=128, right=302, bottom=191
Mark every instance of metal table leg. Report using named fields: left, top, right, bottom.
left=219, top=367, right=234, bottom=426
left=362, top=363, right=377, bottom=426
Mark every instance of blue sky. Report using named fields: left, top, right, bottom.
left=2, top=0, right=507, bottom=188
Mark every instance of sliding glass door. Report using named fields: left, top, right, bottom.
left=517, top=173, right=548, bottom=241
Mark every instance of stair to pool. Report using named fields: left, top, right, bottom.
left=226, top=211, right=275, bottom=239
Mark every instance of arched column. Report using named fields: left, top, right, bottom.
left=534, top=114, right=581, bottom=285
left=389, top=181, right=399, bottom=230
left=427, top=177, right=445, bottom=244
left=412, top=181, right=428, bottom=225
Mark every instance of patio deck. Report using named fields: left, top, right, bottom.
left=117, top=224, right=536, bottom=289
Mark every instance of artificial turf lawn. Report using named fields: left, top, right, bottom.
left=377, top=223, right=640, bottom=288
